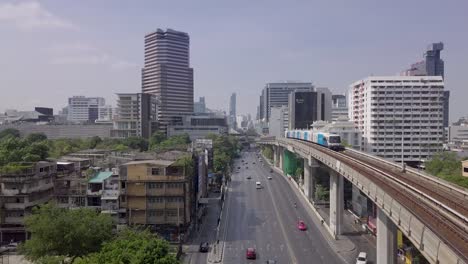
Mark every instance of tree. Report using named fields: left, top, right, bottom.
left=315, top=184, right=329, bottom=201
left=0, top=128, right=20, bottom=139
left=123, top=136, right=149, bottom=151
left=74, top=229, right=179, bottom=264
left=149, top=132, right=167, bottom=149
left=20, top=203, right=113, bottom=263
left=88, top=136, right=102, bottom=149
left=25, top=133, right=48, bottom=143
left=262, top=146, right=273, bottom=161
left=425, top=152, right=468, bottom=188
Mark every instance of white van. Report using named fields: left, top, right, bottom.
left=256, top=181, right=262, bottom=189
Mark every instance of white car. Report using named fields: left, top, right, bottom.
left=267, top=176, right=272, bottom=180
left=356, top=252, right=367, bottom=264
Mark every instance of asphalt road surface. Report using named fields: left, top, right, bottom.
left=220, top=150, right=343, bottom=264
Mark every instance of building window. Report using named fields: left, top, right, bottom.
left=151, top=168, right=160, bottom=175
left=148, top=197, right=164, bottom=203
left=148, top=182, right=164, bottom=189
left=166, top=209, right=178, bottom=217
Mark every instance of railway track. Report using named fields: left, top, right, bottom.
left=343, top=150, right=468, bottom=218
left=294, top=140, right=468, bottom=261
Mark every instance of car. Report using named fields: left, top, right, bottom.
left=267, top=176, right=272, bottom=180
left=253, top=162, right=256, bottom=164
left=246, top=166, right=249, bottom=169
left=199, top=242, right=209, bottom=253
left=270, top=169, right=273, bottom=173
left=356, top=252, right=367, bottom=264
left=237, top=166, right=241, bottom=169
left=297, top=220, right=307, bottom=231
left=246, top=248, right=256, bottom=259
left=246, top=176, right=252, bottom=179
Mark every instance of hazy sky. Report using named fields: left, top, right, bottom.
left=0, top=0, right=467, bottom=121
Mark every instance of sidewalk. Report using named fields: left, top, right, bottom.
left=182, top=191, right=223, bottom=264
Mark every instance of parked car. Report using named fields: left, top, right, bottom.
left=356, top=252, right=367, bottom=264
left=297, top=220, right=307, bottom=231
left=199, top=242, right=209, bottom=253
left=246, top=248, right=256, bottom=259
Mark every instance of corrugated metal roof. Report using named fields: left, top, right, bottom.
left=88, top=171, right=114, bottom=183
left=123, top=160, right=175, bottom=166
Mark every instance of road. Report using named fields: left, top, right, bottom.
left=220, top=150, right=343, bottom=264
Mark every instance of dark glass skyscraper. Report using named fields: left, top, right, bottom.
left=142, top=28, right=194, bottom=132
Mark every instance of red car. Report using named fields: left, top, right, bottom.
left=246, top=248, right=256, bottom=259
left=297, top=220, right=307, bottom=231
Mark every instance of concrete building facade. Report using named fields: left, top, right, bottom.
left=167, top=114, right=228, bottom=140
left=0, top=161, right=56, bottom=243
left=142, top=29, right=194, bottom=133
left=268, top=106, right=289, bottom=138
left=349, top=76, right=444, bottom=164
left=331, top=94, right=348, bottom=121
left=67, top=96, right=105, bottom=123
left=111, top=93, right=157, bottom=139
left=229, top=93, right=237, bottom=129
left=120, top=157, right=193, bottom=232
left=260, top=82, right=314, bottom=122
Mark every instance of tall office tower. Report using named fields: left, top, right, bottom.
left=260, top=82, right=314, bottom=122
left=402, top=42, right=449, bottom=127
left=142, top=28, right=194, bottom=132
left=111, top=93, right=157, bottom=139
left=229, top=93, right=237, bottom=128
left=67, top=96, right=105, bottom=123
left=331, top=94, right=348, bottom=121
left=288, top=88, right=331, bottom=130
left=194, top=97, right=206, bottom=113
left=259, top=91, right=265, bottom=121
left=349, top=76, right=445, bottom=166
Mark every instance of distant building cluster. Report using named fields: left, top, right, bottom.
left=255, top=42, right=452, bottom=167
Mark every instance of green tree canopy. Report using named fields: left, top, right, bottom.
left=25, top=133, right=48, bottom=143
left=425, top=152, right=468, bottom=188
left=0, top=128, right=20, bottom=139
left=74, top=229, right=179, bottom=264
left=20, top=203, right=113, bottom=263
left=149, top=132, right=167, bottom=149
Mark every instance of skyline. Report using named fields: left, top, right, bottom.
left=1, top=0, right=468, bottom=121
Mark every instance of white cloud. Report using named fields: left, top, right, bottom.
left=0, top=1, right=76, bottom=31
left=49, top=43, right=137, bottom=71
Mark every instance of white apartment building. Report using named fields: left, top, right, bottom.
left=67, top=96, right=105, bottom=123
left=269, top=106, right=289, bottom=138
left=349, top=76, right=444, bottom=164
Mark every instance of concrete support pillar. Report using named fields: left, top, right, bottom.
left=329, top=171, right=344, bottom=238
left=278, top=147, right=283, bottom=170
left=303, top=161, right=311, bottom=197
left=273, top=146, right=278, bottom=167
left=377, top=207, right=397, bottom=264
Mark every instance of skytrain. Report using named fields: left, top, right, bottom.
left=285, top=130, right=344, bottom=151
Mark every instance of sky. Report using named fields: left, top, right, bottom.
left=0, top=0, right=467, bottom=121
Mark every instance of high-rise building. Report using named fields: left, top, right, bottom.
left=349, top=76, right=444, bottom=165
left=142, top=28, right=194, bottom=132
left=260, top=82, right=314, bottom=122
left=331, top=94, right=348, bottom=121
left=229, top=93, right=236, bottom=128
left=288, top=88, right=331, bottom=130
left=402, top=42, right=449, bottom=128
left=67, top=96, right=105, bottom=123
left=194, top=97, right=206, bottom=113
left=111, top=93, right=157, bottom=139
